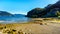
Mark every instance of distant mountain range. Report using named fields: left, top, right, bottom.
left=13, top=14, right=26, bottom=17
left=0, top=1, right=60, bottom=18
left=0, top=11, right=12, bottom=16
left=27, top=0, right=60, bottom=18
left=0, top=11, right=25, bottom=17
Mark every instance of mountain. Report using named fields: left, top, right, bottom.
left=27, top=8, right=44, bottom=18
left=0, top=11, right=25, bottom=17
left=0, top=11, right=13, bottom=16
left=13, top=14, right=25, bottom=17
left=27, top=0, right=60, bottom=18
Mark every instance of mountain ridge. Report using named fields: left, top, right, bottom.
left=27, top=0, right=60, bottom=18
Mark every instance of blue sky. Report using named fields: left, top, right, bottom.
left=0, top=0, right=58, bottom=15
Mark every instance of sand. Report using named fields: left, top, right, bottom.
left=0, top=18, right=60, bottom=34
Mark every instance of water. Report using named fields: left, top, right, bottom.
left=0, top=15, right=30, bottom=24
left=0, top=15, right=59, bottom=24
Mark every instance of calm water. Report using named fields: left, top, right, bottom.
left=0, top=16, right=59, bottom=24
left=0, top=16, right=31, bottom=24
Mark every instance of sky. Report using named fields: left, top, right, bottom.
left=0, top=0, right=59, bottom=15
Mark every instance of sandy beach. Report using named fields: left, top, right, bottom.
left=0, top=18, right=60, bottom=34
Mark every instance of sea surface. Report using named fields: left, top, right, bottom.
left=0, top=15, right=31, bottom=24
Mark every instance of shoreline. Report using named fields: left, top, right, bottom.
left=0, top=18, right=60, bottom=34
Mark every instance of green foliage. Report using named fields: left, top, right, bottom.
left=27, top=0, right=60, bottom=18
left=56, top=11, right=60, bottom=16
left=31, top=15, right=38, bottom=18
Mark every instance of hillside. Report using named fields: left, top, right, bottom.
left=0, top=11, right=12, bottom=16
left=27, top=1, right=60, bottom=18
